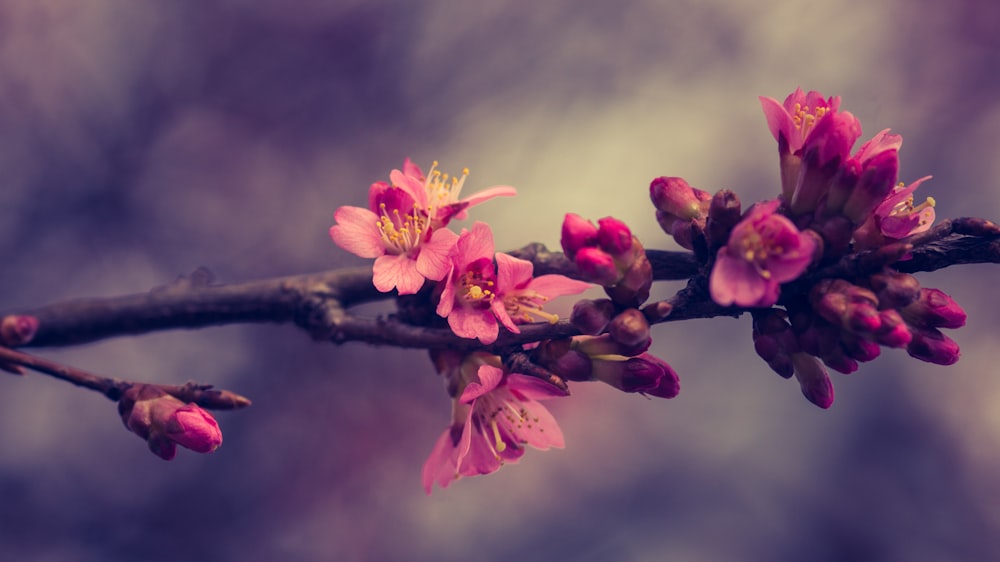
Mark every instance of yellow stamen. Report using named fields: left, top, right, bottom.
left=490, top=420, right=506, bottom=453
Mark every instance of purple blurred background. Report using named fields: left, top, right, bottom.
left=2, top=1, right=1000, bottom=560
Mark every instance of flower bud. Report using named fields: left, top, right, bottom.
left=874, top=309, right=911, bottom=348
left=0, top=315, right=39, bottom=347
left=596, top=217, right=633, bottom=259
left=608, top=308, right=651, bottom=349
left=906, top=327, right=961, bottom=365
left=792, top=352, right=834, bottom=409
left=604, top=244, right=652, bottom=308
left=570, top=298, right=616, bottom=335
left=118, top=384, right=223, bottom=460
left=868, top=271, right=921, bottom=310
left=705, top=189, right=742, bottom=250
left=649, top=176, right=706, bottom=220
left=591, top=353, right=679, bottom=398
left=535, top=339, right=593, bottom=381
left=656, top=210, right=695, bottom=250
left=901, top=288, right=966, bottom=329
left=842, top=150, right=899, bottom=224
left=575, top=247, right=620, bottom=285
left=561, top=213, right=599, bottom=260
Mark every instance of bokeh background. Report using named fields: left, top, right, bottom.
left=2, top=1, right=1000, bottom=560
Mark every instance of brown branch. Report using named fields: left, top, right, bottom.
left=0, top=345, right=250, bottom=408
left=7, top=229, right=1000, bottom=352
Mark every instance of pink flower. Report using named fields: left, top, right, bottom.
left=874, top=176, right=936, bottom=238
left=422, top=362, right=566, bottom=494
left=330, top=176, right=458, bottom=295
left=709, top=200, right=817, bottom=307
left=390, top=159, right=516, bottom=228
left=118, top=384, right=223, bottom=460
left=760, top=88, right=849, bottom=154
left=760, top=88, right=862, bottom=206
left=437, top=222, right=591, bottom=344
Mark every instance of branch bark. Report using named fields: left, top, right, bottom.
left=8, top=227, right=1000, bottom=352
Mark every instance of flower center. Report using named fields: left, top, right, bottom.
left=460, top=258, right=496, bottom=308
left=375, top=201, right=430, bottom=255
left=792, top=102, right=829, bottom=137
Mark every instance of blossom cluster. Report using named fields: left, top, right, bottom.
left=653, top=88, right=962, bottom=408
left=331, top=159, right=656, bottom=491
left=329, top=88, right=969, bottom=490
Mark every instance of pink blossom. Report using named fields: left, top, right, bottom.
left=874, top=176, right=936, bottom=238
left=760, top=88, right=861, bottom=206
left=760, top=88, right=846, bottom=154
left=390, top=159, right=516, bottom=228
left=709, top=200, right=817, bottom=307
left=422, top=362, right=566, bottom=494
left=438, top=222, right=590, bottom=344
left=330, top=177, right=458, bottom=295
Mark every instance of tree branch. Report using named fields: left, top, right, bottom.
left=8, top=228, right=999, bottom=352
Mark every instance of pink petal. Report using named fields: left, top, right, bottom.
left=507, top=373, right=569, bottom=400
left=526, top=274, right=593, bottom=299
left=460, top=365, right=504, bottom=403
left=416, top=228, right=459, bottom=281
left=421, top=429, right=458, bottom=494
left=372, top=254, right=424, bottom=294
left=447, top=308, right=499, bottom=344
left=759, top=95, right=792, bottom=146
left=709, top=250, right=770, bottom=307
left=454, top=222, right=495, bottom=267
left=495, top=390, right=564, bottom=450
left=402, top=157, right=424, bottom=180
left=491, top=299, right=520, bottom=334
left=458, top=423, right=505, bottom=477
left=390, top=168, right=428, bottom=208
left=449, top=186, right=518, bottom=221
left=495, top=252, right=534, bottom=290
left=435, top=268, right=457, bottom=317
left=329, top=206, right=384, bottom=258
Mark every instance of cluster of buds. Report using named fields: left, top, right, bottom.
left=752, top=273, right=965, bottom=408
left=560, top=214, right=652, bottom=308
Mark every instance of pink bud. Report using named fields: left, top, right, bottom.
left=165, top=405, right=223, bottom=453
left=907, top=327, right=961, bottom=365
left=901, top=288, right=966, bottom=329
left=119, top=384, right=223, bottom=460
left=591, top=353, right=679, bottom=399
left=596, top=217, right=633, bottom=257
left=792, top=353, right=834, bottom=409
left=561, top=213, right=599, bottom=259
left=575, top=247, right=620, bottom=285
left=649, top=176, right=705, bottom=220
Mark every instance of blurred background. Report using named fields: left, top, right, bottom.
left=1, top=0, right=1000, bottom=560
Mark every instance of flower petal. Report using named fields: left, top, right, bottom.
left=421, top=428, right=458, bottom=494
left=329, top=206, right=384, bottom=258
left=372, top=254, right=424, bottom=294
left=447, top=308, right=499, bottom=344
left=416, top=228, right=459, bottom=281
left=507, top=373, right=569, bottom=400
left=526, top=274, right=593, bottom=299
left=710, top=250, right=770, bottom=307
left=460, top=365, right=504, bottom=403
left=495, top=252, right=534, bottom=291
